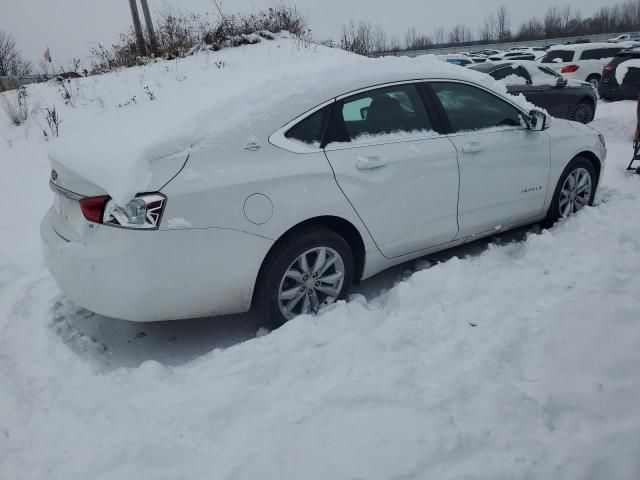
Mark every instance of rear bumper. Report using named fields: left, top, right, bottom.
left=598, top=81, right=639, bottom=100
left=41, top=208, right=273, bottom=322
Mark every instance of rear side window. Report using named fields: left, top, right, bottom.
left=541, top=50, right=575, bottom=63
left=285, top=105, right=331, bottom=146
left=330, top=84, right=434, bottom=143
left=432, top=82, right=523, bottom=133
left=579, top=48, right=621, bottom=60
left=490, top=66, right=530, bottom=84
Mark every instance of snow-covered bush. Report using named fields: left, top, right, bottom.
left=90, top=5, right=308, bottom=74
left=0, top=86, right=28, bottom=126
left=43, top=107, right=61, bottom=138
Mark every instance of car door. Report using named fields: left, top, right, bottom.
left=428, top=81, right=551, bottom=238
left=491, top=64, right=549, bottom=109
left=528, top=66, right=578, bottom=118
left=508, top=65, right=565, bottom=117
left=323, top=82, right=460, bottom=259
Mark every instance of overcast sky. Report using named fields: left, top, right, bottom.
left=3, top=0, right=609, bottom=67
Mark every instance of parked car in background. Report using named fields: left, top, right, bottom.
left=470, top=61, right=598, bottom=123
left=466, top=54, right=488, bottom=63
left=42, top=63, right=606, bottom=325
left=489, top=48, right=545, bottom=62
left=609, top=32, right=640, bottom=43
left=541, top=42, right=632, bottom=88
left=474, top=49, right=502, bottom=57
left=437, top=54, right=474, bottom=66
left=600, top=46, right=640, bottom=100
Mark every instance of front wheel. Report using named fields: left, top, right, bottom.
left=544, top=157, right=596, bottom=226
left=254, top=226, right=354, bottom=327
left=570, top=101, right=594, bottom=124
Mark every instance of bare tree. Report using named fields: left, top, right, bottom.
left=371, top=24, right=388, bottom=53
left=517, top=18, right=545, bottom=40
left=480, top=13, right=497, bottom=41
left=389, top=36, right=401, bottom=52
left=496, top=5, right=511, bottom=41
left=544, top=5, right=562, bottom=36
left=404, top=27, right=432, bottom=50
left=0, top=31, right=32, bottom=78
left=433, top=26, right=445, bottom=45
left=340, top=20, right=375, bottom=55
left=448, top=24, right=472, bottom=44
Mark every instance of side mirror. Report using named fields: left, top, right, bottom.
left=556, top=77, right=568, bottom=88
left=528, top=110, right=547, bottom=131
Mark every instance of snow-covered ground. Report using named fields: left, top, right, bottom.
left=2, top=39, right=640, bottom=479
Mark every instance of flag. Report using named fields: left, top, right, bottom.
left=44, top=48, right=52, bottom=63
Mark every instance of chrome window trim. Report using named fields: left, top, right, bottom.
left=49, top=181, right=86, bottom=201
left=269, top=77, right=535, bottom=153
left=268, top=98, right=336, bottom=154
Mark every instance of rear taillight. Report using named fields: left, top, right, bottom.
left=603, top=64, right=615, bottom=72
left=79, top=196, right=110, bottom=223
left=103, top=193, right=166, bottom=230
left=78, top=193, right=166, bottom=229
left=561, top=64, right=580, bottom=74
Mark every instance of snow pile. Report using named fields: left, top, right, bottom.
left=2, top=39, right=640, bottom=479
left=615, top=58, right=640, bottom=84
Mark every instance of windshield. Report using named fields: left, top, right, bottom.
left=541, top=50, right=574, bottom=63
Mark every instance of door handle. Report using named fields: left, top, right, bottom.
left=356, top=155, right=388, bottom=170
left=462, top=142, right=485, bottom=154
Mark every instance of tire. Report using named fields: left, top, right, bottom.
left=586, top=74, right=601, bottom=89
left=253, top=225, right=354, bottom=327
left=543, top=157, right=597, bottom=227
left=570, top=100, right=595, bottom=124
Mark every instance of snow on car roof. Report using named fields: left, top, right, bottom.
left=548, top=42, right=624, bottom=51
left=47, top=35, right=539, bottom=205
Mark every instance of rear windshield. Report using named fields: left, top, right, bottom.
left=610, top=53, right=640, bottom=68
left=541, top=50, right=574, bottom=63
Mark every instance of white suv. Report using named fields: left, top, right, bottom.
left=541, top=42, right=631, bottom=88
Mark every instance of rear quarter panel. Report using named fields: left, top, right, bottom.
left=160, top=128, right=377, bottom=252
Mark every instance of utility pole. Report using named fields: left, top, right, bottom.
left=128, top=0, right=147, bottom=57
left=139, top=0, right=159, bottom=56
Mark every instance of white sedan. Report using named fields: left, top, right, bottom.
left=42, top=65, right=606, bottom=325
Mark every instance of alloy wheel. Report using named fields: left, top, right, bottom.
left=558, top=167, right=592, bottom=218
left=277, top=247, right=345, bottom=320
left=571, top=103, right=593, bottom=124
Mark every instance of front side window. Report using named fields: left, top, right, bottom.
left=541, top=50, right=575, bottom=63
left=431, top=82, right=523, bottom=133
left=331, top=84, right=434, bottom=143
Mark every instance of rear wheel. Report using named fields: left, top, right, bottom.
left=586, top=74, right=601, bottom=89
left=570, top=100, right=595, bottom=124
left=544, top=157, right=596, bottom=227
left=254, top=226, right=354, bottom=327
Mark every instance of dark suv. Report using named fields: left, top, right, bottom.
left=599, top=47, right=640, bottom=100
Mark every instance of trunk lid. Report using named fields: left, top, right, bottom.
left=48, top=155, right=187, bottom=242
